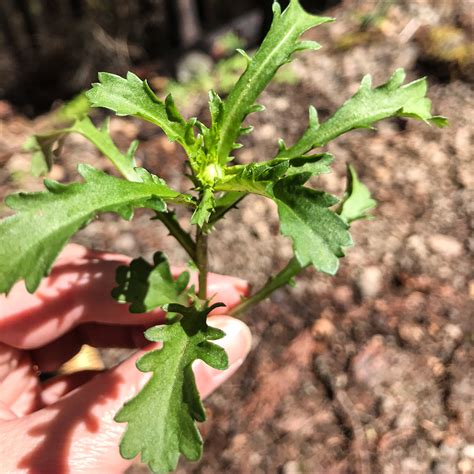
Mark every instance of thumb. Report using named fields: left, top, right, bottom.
left=1, top=317, right=251, bottom=473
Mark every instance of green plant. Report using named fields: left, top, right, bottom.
left=0, top=1, right=446, bottom=472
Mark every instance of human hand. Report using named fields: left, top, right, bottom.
left=0, top=244, right=252, bottom=473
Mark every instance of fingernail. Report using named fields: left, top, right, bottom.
left=208, top=316, right=252, bottom=366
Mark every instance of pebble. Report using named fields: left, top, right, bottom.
left=399, top=323, right=425, bottom=345
left=463, top=445, right=474, bottom=459
left=273, top=97, right=290, bottom=111
left=406, top=234, right=428, bottom=259
left=458, top=458, right=472, bottom=473
left=427, top=356, right=445, bottom=377
left=177, top=51, right=213, bottom=83
left=444, top=323, right=463, bottom=342
left=312, top=318, right=336, bottom=340
left=255, top=123, right=277, bottom=141
left=333, top=285, right=353, bottom=307
left=6, top=154, right=31, bottom=173
left=358, top=266, right=383, bottom=298
left=282, top=460, right=302, bottom=474
left=114, top=233, right=136, bottom=253
left=428, top=234, right=463, bottom=258
left=109, top=118, right=139, bottom=140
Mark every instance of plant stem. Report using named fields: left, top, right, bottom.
left=196, top=226, right=208, bottom=300
left=229, top=257, right=303, bottom=316
left=155, top=211, right=197, bottom=263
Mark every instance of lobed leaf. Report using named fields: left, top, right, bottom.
left=73, top=117, right=141, bottom=181
left=112, top=252, right=191, bottom=313
left=86, top=72, right=195, bottom=152
left=278, top=68, right=448, bottom=159
left=273, top=174, right=353, bottom=275
left=24, top=117, right=141, bottom=182
left=216, top=0, right=332, bottom=163
left=339, top=165, right=377, bottom=223
left=115, top=303, right=228, bottom=474
left=0, top=165, right=192, bottom=294
left=191, top=187, right=215, bottom=227
left=215, top=155, right=352, bottom=274
left=24, top=131, right=68, bottom=176
left=216, top=153, right=334, bottom=196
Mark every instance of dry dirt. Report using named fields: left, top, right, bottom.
left=0, top=1, right=472, bottom=473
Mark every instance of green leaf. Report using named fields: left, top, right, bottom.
left=73, top=117, right=141, bottom=181
left=339, top=165, right=377, bottom=224
left=112, top=252, right=190, bottom=313
left=215, top=164, right=277, bottom=197
left=281, top=153, right=334, bottom=176
left=273, top=174, right=353, bottom=274
left=49, top=91, right=91, bottom=126
left=215, top=153, right=334, bottom=196
left=86, top=72, right=194, bottom=151
left=24, top=131, right=68, bottom=177
left=191, top=187, right=215, bottom=227
left=24, top=117, right=141, bottom=181
left=115, top=303, right=229, bottom=474
left=279, top=68, right=448, bottom=159
left=216, top=0, right=332, bottom=163
left=215, top=161, right=351, bottom=274
left=0, top=165, right=193, bottom=294
left=187, top=92, right=226, bottom=186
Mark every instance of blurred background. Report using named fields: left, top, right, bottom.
left=0, top=0, right=472, bottom=473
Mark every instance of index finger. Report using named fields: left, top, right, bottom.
left=0, top=245, right=249, bottom=349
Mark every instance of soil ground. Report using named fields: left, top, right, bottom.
left=0, top=1, right=472, bottom=473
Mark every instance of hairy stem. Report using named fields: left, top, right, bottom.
left=196, top=226, right=208, bottom=300
left=155, top=211, right=197, bottom=263
left=229, top=256, right=303, bottom=316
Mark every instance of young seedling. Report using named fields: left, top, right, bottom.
left=0, top=1, right=446, bottom=472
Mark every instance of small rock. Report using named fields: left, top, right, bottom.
left=428, top=234, right=463, bottom=258
left=406, top=234, right=428, bottom=260
left=352, top=336, right=386, bottom=386
left=282, top=460, right=302, bottom=474
left=249, top=452, right=261, bottom=466
left=333, top=285, right=353, bottom=307
left=420, top=419, right=444, bottom=443
left=457, top=164, right=474, bottom=188
left=114, top=233, right=136, bottom=253
left=229, top=434, right=247, bottom=451
left=6, top=153, right=31, bottom=173
left=273, top=97, right=290, bottom=111
left=109, top=117, right=139, bottom=140
left=177, top=51, right=213, bottom=83
left=358, top=266, right=383, bottom=298
left=255, top=123, right=277, bottom=141
left=463, top=445, right=474, bottom=459
left=312, top=318, right=336, bottom=340
left=276, top=414, right=310, bottom=433
left=427, top=356, right=445, bottom=377
left=469, top=280, right=474, bottom=299
left=399, top=323, right=425, bottom=345
left=458, top=458, right=472, bottom=474
left=444, top=323, right=463, bottom=342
